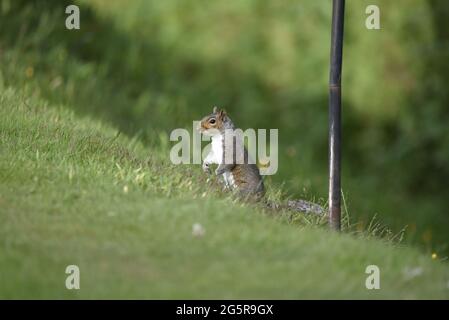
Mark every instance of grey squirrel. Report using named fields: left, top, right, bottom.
left=198, top=106, right=324, bottom=215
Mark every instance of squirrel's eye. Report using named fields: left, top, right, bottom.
left=209, top=118, right=216, bottom=124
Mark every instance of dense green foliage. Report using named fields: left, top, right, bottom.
left=0, top=0, right=448, bottom=255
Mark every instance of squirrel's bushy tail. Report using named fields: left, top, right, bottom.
left=286, top=199, right=325, bottom=215
left=265, top=199, right=325, bottom=215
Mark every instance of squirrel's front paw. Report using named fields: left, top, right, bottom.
left=202, top=162, right=211, bottom=174
left=215, top=167, right=225, bottom=176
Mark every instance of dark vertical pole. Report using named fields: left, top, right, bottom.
left=329, top=0, right=345, bottom=231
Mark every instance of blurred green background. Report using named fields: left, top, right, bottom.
left=1, top=0, right=448, bottom=254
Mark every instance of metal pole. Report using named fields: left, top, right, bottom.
left=329, top=0, right=345, bottom=231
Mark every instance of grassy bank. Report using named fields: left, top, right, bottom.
left=1, top=0, right=448, bottom=253
left=1, top=89, right=448, bottom=298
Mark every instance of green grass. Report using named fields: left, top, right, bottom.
left=1, top=88, right=448, bottom=299
left=1, top=0, right=448, bottom=254
left=1, top=0, right=449, bottom=299
left=2, top=0, right=449, bottom=254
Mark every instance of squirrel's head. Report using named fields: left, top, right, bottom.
left=198, top=106, right=228, bottom=136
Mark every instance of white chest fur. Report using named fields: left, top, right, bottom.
left=209, top=135, right=236, bottom=189
left=211, top=135, right=224, bottom=164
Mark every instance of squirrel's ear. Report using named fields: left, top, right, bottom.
left=213, top=106, right=218, bottom=113
left=218, top=109, right=227, bottom=119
